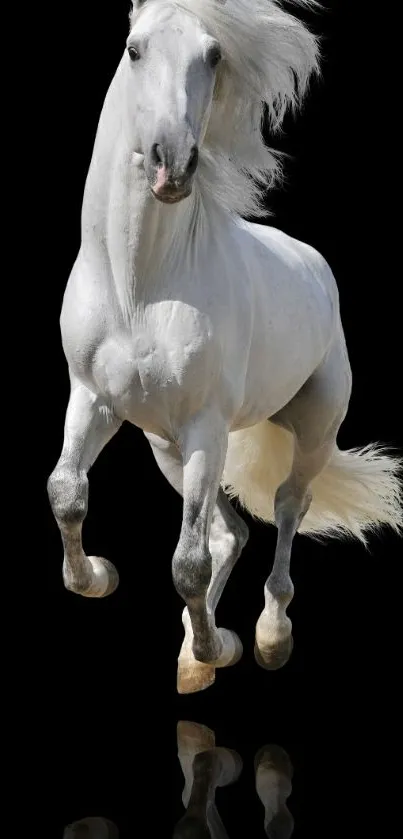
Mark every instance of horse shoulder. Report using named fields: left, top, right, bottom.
left=60, top=252, right=113, bottom=379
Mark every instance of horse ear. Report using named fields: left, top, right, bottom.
left=130, top=1, right=147, bottom=22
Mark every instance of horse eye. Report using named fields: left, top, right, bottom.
left=208, top=47, right=222, bottom=69
left=128, top=46, right=140, bottom=62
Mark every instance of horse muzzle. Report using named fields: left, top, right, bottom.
left=146, top=138, right=199, bottom=204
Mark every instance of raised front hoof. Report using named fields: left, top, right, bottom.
left=254, top=634, right=294, bottom=671
left=214, top=629, right=243, bottom=668
left=83, top=556, right=119, bottom=598
left=64, top=556, right=119, bottom=598
left=177, top=659, right=216, bottom=694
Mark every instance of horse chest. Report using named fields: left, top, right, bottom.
left=92, top=314, right=218, bottom=429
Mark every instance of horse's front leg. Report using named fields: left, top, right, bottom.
left=47, top=377, right=121, bottom=597
left=172, top=411, right=240, bottom=668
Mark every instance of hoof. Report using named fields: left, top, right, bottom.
left=214, top=629, right=243, bottom=668
left=64, top=556, right=119, bottom=598
left=254, top=634, right=293, bottom=671
left=177, top=660, right=216, bottom=694
left=84, top=556, right=119, bottom=598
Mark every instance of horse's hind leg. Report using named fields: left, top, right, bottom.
left=146, top=431, right=249, bottom=694
left=47, top=376, right=121, bottom=597
left=255, top=338, right=351, bottom=669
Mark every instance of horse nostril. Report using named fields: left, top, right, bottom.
left=186, top=146, right=199, bottom=176
left=151, top=143, right=164, bottom=166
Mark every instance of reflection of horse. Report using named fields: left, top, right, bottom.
left=61, top=723, right=294, bottom=838
left=175, top=721, right=294, bottom=839
left=63, top=817, right=118, bottom=839
left=48, top=0, right=402, bottom=693
left=255, top=745, right=294, bottom=839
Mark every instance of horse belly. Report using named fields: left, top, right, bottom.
left=224, top=220, right=338, bottom=429
left=232, top=300, right=334, bottom=429
left=234, top=352, right=318, bottom=429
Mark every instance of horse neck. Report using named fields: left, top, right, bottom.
left=80, top=59, right=213, bottom=322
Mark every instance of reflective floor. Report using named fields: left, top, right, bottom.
left=37, top=479, right=401, bottom=837
left=45, top=694, right=400, bottom=838
left=29, top=545, right=402, bottom=839
left=61, top=721, right=296, bottom=839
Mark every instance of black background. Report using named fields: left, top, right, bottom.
left=21, top=1, right=402, bottom=835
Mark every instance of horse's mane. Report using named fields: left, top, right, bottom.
left=131, top=1, right=320, bottom=218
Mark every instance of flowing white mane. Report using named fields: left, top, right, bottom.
left=131, top=0, right=320, bottom=217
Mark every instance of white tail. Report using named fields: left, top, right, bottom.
left=222, top=421, right=403, bottom=544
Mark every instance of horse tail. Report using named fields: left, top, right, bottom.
left=221, top=421, right=403, bottom=544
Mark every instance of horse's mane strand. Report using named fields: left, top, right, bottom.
left=131, top=1, right=320, bottom=218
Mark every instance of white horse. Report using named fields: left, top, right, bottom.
left=48, top=0, right=402, bottom=693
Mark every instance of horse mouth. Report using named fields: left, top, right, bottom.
left=151, top=186, right=192, bottom=204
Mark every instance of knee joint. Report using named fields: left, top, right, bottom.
left=172, top=546, right=212, bottom=602
left=47, top=467, right=88, bottom=524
